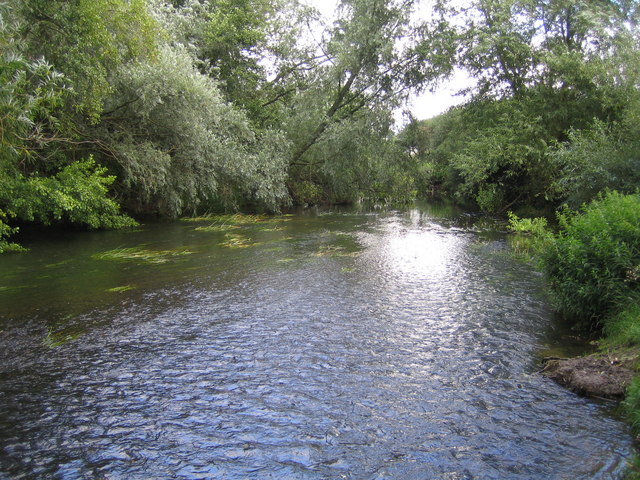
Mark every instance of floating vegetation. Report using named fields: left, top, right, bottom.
left=314, top=245, right=360, bottom=258
left=180, top=215, right=217, bottom=223
left=93, top=246, right=194, bottom=264
left=188, top=213, right=292, bottom=230
left=195, top=224, right=240, bottom=232
left=218, top=233, right=261, bottom=249
left=45, top=259, right=71, bottom=268
left=0, top=285, right=28, bottom=293
left=106, top=285, right=136, bottom=293
left=263, top=246, right=286, bottom=253
left=313, top=232, right=363, bottom=258
left=257, top=226, right=285, bottom=232
left=44, top=326, right=82, bottom=348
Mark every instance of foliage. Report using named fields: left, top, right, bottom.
left=506, top=211, right=550, bottom=258
left=150, top=0, right=314, bottom=127
left=0, top=5, right=134, bottom=248
left=624, top=376, right=640, bottom=446
left=0, top=8, right=68, bottom=164
left=507, top=212, right=548, bottom=234
left=405, top=0, right=640, bottom=213
left=0, top=157, right=137, bottom=229
left=292, top=108, right=416, bottom=204
left=97, top=44, right=290, bottom=215
left=0, top=210, right=24, bottom=253
left=405, top=98, right=553, bottom=212
left=551, top=120, right=640, bottom=209
left=540, top=192, right=640, bottom=326
left=283, top=0, right=453, bottom=201
left=17, top=0, right=158, bottom=120
left=289, top=181, right=324, bottom=205
left=603, top=300, right=640, bottom=348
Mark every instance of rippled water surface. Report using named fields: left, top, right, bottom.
left=0, top=204, right=633, bottom=479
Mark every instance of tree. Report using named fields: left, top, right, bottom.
left=151, top=0, right=316, bottom=127
left=17, top=0, right=158, bottom=121
left=94, top=42, right=290, bottom=215
left=280, top=0, right=454, bottom=201
left=0, top=3, right=136, bottom=251
left=406, top=0, right=640, bottom=213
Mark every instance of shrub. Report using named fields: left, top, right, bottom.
left=0, top=210, right=24, bottom=253
left=540, top=192, right=640, bottom=326
left=1, top=157, right=137, bottom=230
left=506, top=212, right=551, bottom=258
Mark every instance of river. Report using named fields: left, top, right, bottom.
left=0, top=203, right=633, bottom=479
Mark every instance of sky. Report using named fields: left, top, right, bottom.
left=304, top=0, right=472, bottom=122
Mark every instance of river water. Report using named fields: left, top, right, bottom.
left=0, top=203, right=633, bottom=479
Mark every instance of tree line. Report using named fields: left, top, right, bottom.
left=400, top=0, right=640, bottom=215
left=0, top=0, right=450, bottom=251
left=1, top=0, right=639, bottom=252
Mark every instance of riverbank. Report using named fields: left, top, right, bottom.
left=542, top=343, right=640, bottom=478
left=542, top=347, right=637, bottom=399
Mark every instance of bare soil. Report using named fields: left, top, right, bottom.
left=542, top=353, right=636, bottom=399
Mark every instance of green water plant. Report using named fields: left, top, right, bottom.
left=44, top=326, right=82, bottom=349
left=506, top=212, right=551, bottom=258
left=218, top=233, right=261, bottom=249
left=93, top=246, right=193, bottom=264
left=106, top=285, right=136, bottom=293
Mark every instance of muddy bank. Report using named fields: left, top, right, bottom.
left=542, top=353, right=636, bottom=399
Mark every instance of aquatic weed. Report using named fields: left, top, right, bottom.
left=93, top=246, right=193, bottom=264
left=218, top=233, right=261, bottom=249
left=44, top=326, right=82, bottom=348
left=106, top=285, right=136, bottom=293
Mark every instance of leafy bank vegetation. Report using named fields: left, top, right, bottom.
left=399, top=0, right=640, bottom=216
left=509, top=192, right=640, bottom=477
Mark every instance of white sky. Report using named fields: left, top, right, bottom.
left=304, top=0, right=472, bottom=122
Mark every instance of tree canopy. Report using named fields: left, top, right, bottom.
left=402, top=0, right=640, bottom=214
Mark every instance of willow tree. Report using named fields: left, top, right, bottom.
left=150, top=0, right=315, bottom=128
left=16, top=0, right=158, bottom=121
left=282, top=0, right=454, bottom=202
left=83, top=1, right=293, bottom=215
left=95, top=44, right=290, bottom=215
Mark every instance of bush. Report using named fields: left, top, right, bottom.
left=551, top=121, right=640, bottom=208
left=540, top=192, right=640, bottom=326
left=1, top=157, right=137, bottom=230
left=506, top=212, right=550, bottom=258
left=0, top=210, right=24, bottom=253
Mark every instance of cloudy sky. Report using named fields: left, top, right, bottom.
left=304, top=0, right=472, bottom=122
